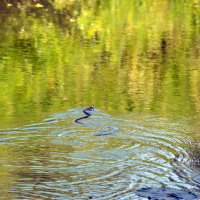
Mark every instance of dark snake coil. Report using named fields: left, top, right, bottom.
left=75, top=105, right=94, bottom=123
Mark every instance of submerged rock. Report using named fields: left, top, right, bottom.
left=136, top=187, right=198, bottom=200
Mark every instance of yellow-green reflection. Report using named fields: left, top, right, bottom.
left=0, top=2, right=200, bottom=199
left=0, top=0, right=199, bottom=128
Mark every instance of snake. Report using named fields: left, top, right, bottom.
left=75, top=105, right=94, bottom=123
left=75, top=105, right=117, bottom=136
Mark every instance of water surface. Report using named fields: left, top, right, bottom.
left=0, top=1, right=200, bottom=199
left=0, top=109, right=200, bottom=199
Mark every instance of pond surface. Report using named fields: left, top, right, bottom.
left=1, top=109, right=200, bottom=199
left=0, top=1, right=200, bottom=199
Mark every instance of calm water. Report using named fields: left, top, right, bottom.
left=0, top=1, right=200, bottom=199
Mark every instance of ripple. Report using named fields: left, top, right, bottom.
left=0, top=109, right=199, bottom=199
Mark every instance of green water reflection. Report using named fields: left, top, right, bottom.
left=0, top=1, right=199, bottom=127
left=0, top=1, right=200, bottom=199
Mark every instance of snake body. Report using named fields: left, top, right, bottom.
left=75, top=105, right=117, bottom=136
left=75, top=105, right=94, bottom=123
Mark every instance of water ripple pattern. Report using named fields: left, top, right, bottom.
left=0, top=108, right=199, bottom=199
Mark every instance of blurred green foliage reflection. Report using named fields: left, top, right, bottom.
left=0, top=0, right=199, bottom=127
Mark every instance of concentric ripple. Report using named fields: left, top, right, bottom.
left=0, top=109, right=199, bottom=199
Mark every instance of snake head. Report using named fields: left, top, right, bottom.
left=89, top=104, right=94, bottom=111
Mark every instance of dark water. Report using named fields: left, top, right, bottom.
left=0, top=1, right=200, bottom=199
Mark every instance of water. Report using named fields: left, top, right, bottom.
left=0, top=108, right=199, bottom=199
left=0, top=1, right=200, bottom=199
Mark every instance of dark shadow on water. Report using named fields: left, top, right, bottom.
left=93, top=132, right=114, bottom=136
left=136, top=187, right=198, bottom=200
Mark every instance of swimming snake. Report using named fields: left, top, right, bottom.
left=74, top=105, right=116, bottom=136
left=75, top=105, right=94, bottom=123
